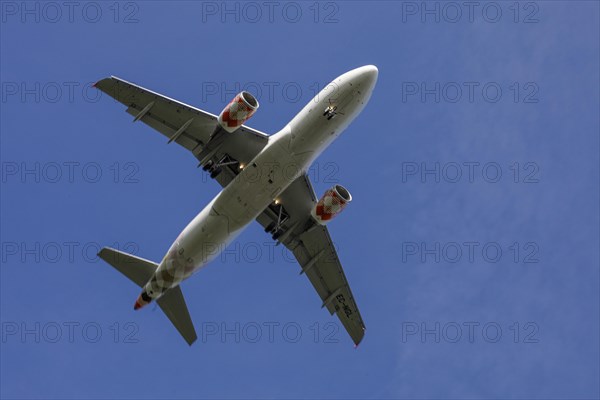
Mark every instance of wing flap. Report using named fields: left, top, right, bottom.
left=95, top=76, right=216, bottom=152
left=123, top=106, right=203, bottom=152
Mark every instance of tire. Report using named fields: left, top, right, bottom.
left=210, top=168, right=222, bottom=179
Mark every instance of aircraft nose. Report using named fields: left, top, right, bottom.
left=357, top=65, right=378, bottom=90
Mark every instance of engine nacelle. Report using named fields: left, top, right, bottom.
left=217, top=91, right=259, bottom=133
left=311, top=185, right=352, bottom=225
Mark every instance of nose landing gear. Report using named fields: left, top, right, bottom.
left=323, top=100, right=344, bottom=120
left=323, top=105, right=338, bottom=120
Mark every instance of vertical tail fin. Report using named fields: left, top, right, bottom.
left=98, top=247, right=198, bottom=345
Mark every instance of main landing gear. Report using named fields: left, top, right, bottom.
left=264, top=203, right=290, bottom=241
left=202, top=155, right=240, bottom=179
left=202, top=160, right=222, bottom=179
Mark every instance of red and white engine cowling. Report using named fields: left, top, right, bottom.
left=311, top=185, right=352, bottom=225
left=217, top=91, right=259, bottom=133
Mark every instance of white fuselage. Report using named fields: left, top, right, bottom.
left=143, top=66, right=378, bottom=300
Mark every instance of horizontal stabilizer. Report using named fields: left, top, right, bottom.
left=98, top=247, right=197, bottom=345
left=157, top=286, right=198, bottom=345
left=98, top=247, right=157, bottom=287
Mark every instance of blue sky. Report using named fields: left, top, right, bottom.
left=1, top=1, right=598, bottom=399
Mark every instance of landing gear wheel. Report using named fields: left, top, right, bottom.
left=202, top=161, right=213, bottom=172
left=323, top=105, right=338, bottom=119
left=265, top=222, right=276, bottom=233
left=210, top=167, right=222, bottom=179
left=272, top=230, right=283, bottom=241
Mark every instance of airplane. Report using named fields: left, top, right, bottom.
left=94, top=65, right=378, bottom=346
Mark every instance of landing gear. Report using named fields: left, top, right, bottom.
left=202, top=160, right=213, bottom=171
left=323, top=99, right=344, bottom=120
left=210, top=167, right=222, bottom=179
left=265, top=222, right=276, bottom=233
left=265, top=203, right=290, bottom=241
left=202, top=155, right=239, bottom=180
left=323, top=105, right=338, bottom=120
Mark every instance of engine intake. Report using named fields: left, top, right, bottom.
left=311, top=185, right=352, bottom=225
left=217, top=91, right=259, bottom=133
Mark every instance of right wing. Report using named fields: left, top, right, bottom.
left=255, top=175, right=366, bottom=346
left=94, top=76, right=269, bottom=188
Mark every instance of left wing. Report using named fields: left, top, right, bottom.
left=94, top=76, right=269, bottom=188
left=256, top=175, right=366, bottom=346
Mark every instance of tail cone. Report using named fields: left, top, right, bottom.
left=133, top=292, right=151, bottom=310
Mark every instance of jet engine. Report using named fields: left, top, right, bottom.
left=217, top=91, right=259, bottom=133
left=311, top=185, right=352, bottom=225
